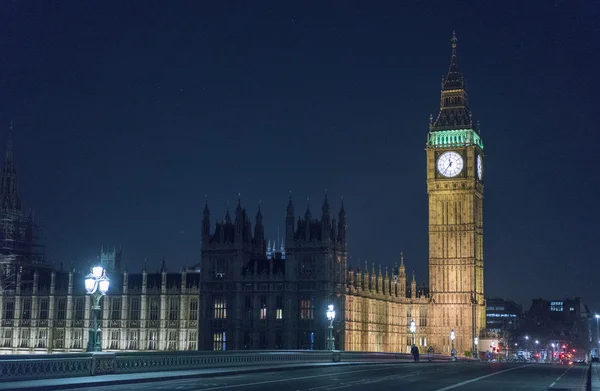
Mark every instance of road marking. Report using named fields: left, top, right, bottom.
left=553, top=366, right=572, bottom=386
left=550, top=382, right=556, bottom=387
left=433, top=364, right=534, bottom=391
left=189, top=365, right=427, bottom=391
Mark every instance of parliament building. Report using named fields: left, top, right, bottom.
left=0, top=33, right=486, bottom=355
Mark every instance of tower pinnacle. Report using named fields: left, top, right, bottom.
left=430, top=32, right=476, bottom=132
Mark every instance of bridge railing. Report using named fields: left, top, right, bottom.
left=0, top=350, right=466, bottom=381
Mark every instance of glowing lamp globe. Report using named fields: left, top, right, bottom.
left=326, top=304, right=335, bottom=321
left=409, top=320, right=416, bottom=333
left=98, top=276, right=110, bottom=294
left=85, top=273, right=96, bottom=294
left=92, top=266, right=104, bottom=279
left=450, top=330, right=455, bottom=341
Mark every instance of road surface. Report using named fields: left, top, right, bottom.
left=68, top=361, right=588, bottom=391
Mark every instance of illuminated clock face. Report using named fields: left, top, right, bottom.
left=437, top=151, right=464, bottom=177
left=477, top=155, right=483, bottom=180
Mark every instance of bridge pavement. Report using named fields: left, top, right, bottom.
left=3, top=361, right=593, bottom=391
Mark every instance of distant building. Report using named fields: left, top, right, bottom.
left=485, top=298, right=522, bottom=334
left=520, top=297, right=591, bottom=355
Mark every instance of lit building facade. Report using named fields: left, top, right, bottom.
left=0, top=257, right=201, bottom=354
left=0, top=33, right=486, bottom=354
left=425, top=32, right=486, bottom=354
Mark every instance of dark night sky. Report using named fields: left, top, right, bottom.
left=1, top=1, right=598, bottom=311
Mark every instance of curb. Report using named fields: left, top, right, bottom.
left=2, top=362, right=390, bottom=391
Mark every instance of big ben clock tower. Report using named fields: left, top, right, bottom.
left=427, top=32, right=485, bottom=356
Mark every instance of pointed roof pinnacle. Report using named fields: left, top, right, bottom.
left=225, top=201, right=231, bottom=222
left=256, top=200, right=263, bottom=220
left=287, top=191, right=294, bottom=214
left=236, top=193, right=242, bottom=210
left=412, top=270, right=416, bottom=283
left=443, top=30, right=464, bottom=90
left=339, top=196, right=346, bottom=215
left=203, top=196, right=210, bottom=214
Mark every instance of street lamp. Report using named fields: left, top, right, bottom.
left=326, top=304, right=335, bottom=351
left=474, top=336, right=479, bottom=360
left=410, top=319, right=416, bottom=346
left=85, top=266, right=110, bottom=352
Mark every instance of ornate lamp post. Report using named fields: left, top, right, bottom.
left=326, top=304, right=336, bottom=351
left=474, top=336, right=479, bottom=359
left=409, top=319, right=416, bottom=346
left=85, top=266, right=110, bottom=352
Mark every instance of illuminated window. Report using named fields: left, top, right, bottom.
left=213, top=332, right=226, bottom=351
left=129, top=297, right=140, bottom=320
left=74, top=298, right=84, bottom=320
left=167, top=330, right=177, bottom=350
left=53, top=329, right=64, bottom=349
left=110, top=330, right=120, bottom=349
left=169, top=298, right=179, bottom=321
left=111, top=298, right=122, bottom=320
left=550, top=301, right=563, bottom=312
left=147, top=330, right=158, bottom=350
left=36, top=329, right=47, bottom=348
left=71, top=329, right=82, bottom=349
left=187, top=331, right=198, bottom=350
left=214, top=297, right=226, bottom=319
left=39, top=298, right=49, bottom=320
left=1, top=329, right=11, bottom=348
left=189, top=299, right=199, bottom=320
left=127, top=330, right=138, bottom=350
left=276, top=296, right=283, bottom=319
left=149, top=297, right=160, bottom=320
left=56, top=298, right=66, bottom=320
left=260, top=296, right=267, bottom=320
left=300, top=297, right=314, bottom=320
left=3, top=300, right=14, bottom=320
left=22, top=298, right=32, bottom=320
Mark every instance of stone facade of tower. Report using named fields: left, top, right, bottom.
left=426, top=32, right=486, bottom=355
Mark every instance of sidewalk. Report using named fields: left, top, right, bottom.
left=591, top=363, right=600, bottom=390
left=0, top=361, right=381, bottom=391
